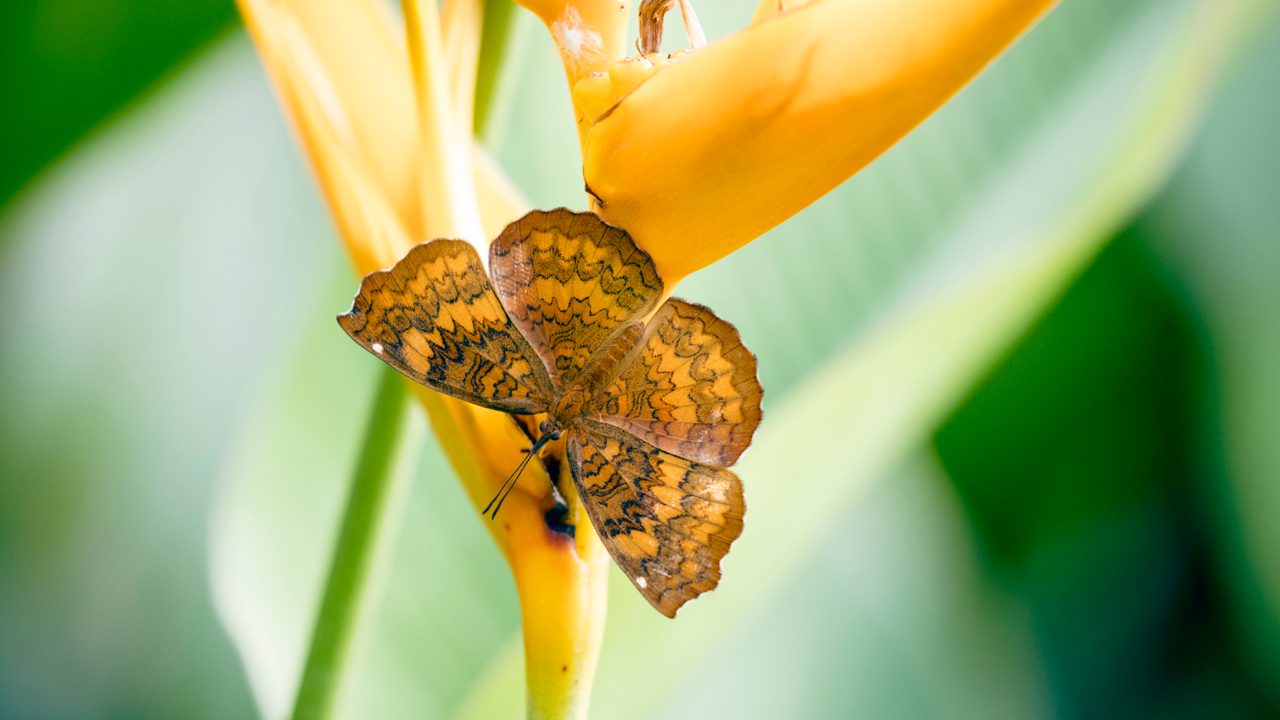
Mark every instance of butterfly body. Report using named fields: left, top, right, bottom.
left=340, top=209, right=761, bottom=617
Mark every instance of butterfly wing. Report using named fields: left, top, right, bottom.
left=339, top=239, right=554, bottom=414
left=586, top=298, right=762, bottom=467
left=567, top=420, right=745, bottom=617
left=489, top=209, right=664, bottom=386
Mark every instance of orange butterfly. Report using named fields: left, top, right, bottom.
left=338, top=209, right=762, bottom=616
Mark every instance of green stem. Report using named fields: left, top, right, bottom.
left=290, top=368, right=413, bottom=720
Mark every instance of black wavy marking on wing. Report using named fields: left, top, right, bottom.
left=338, top=239, right=553, bottom=414
left=586, top=298, right=763, bottom=467
left=488, top=208, right=664, bottom=386
left=566, top=420, right=745, bottom=617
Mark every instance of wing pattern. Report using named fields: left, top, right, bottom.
left=489, top=208, right=664, bottom=386
left=588, top=299, right=762, bottom=466
left=338, top=239, right=552, bottom=413
left=339, top=211, right=763, bottom=618
left=567, top=420, right=745, bottom=617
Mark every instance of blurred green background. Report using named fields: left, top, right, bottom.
left=2, top=0, right=1277, bottom=718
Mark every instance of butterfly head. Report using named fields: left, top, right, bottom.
left=537, top=418, right=564, bottom=442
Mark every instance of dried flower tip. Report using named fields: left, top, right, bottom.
left=676, top=0, right=706, bottom=49
left=638, top=0, right=706, bottom=55
left=637, top=0, right=674, bottom=55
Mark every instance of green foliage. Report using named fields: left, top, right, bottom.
left=0, top=0, right=236, bottom=206
left=936, top=21, right=1280, bottom=715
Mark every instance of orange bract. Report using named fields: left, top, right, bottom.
left=339, top=208, right=762, bottom=616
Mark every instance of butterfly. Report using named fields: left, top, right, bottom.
left=338, top=208, right=762, bottom=617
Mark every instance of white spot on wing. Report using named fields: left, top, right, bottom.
left=371, top=342, right=384, bottom=354
left=635, top=576, right=648, bottom=589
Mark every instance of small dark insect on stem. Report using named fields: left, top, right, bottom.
left=484, top=431, right=557, bottom=520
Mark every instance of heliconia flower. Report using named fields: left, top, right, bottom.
left=237, top=0, right=1055, bottom=717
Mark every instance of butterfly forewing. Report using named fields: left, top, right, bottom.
left=339, top=240, right=554, bottom=414
left=489, top=209, right=665, bottom=386
left=566, top=420, right=745, bottom=618
left=587, top=298, right=762, bottom=467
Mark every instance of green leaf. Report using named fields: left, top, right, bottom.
left=1140, top=16, right=1280, bottom=702
left=0, top=36, right=306, bottom=719
left=0, top=0, right=236, bottom=207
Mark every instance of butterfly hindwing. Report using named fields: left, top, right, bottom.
left=567, top=420, right=745, bottom=617
left=489, top=208, right=665, bottom=386
left=587, top=298, right=762, bottom=467
left=339, top=239, right=553, bottom=414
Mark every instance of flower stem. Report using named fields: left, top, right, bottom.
left=290, top=367, right=413, bottom=720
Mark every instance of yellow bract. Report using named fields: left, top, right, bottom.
left=532, top=0, right=1059, bottom=285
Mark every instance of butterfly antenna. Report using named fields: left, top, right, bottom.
left=484, top=451, right=533, bottom=519
left=484, top=432, right=554, bottom=520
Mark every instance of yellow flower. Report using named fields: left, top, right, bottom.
left=237, top=0, right=1054, bottom=717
